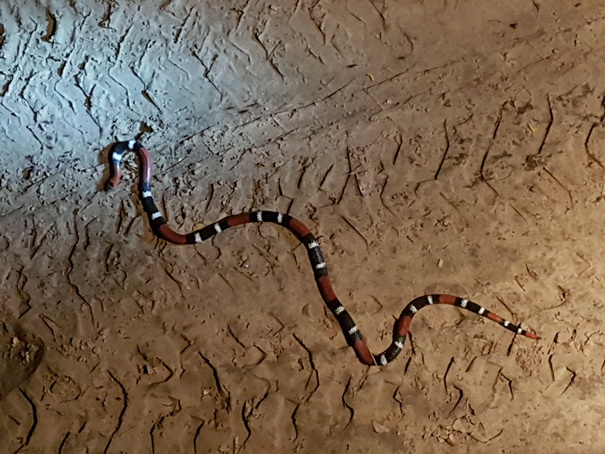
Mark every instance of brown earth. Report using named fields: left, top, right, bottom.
left=1, top=1, right=605, bottom=452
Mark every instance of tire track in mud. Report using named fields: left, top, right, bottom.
left=2, top=1, right=605, bottom=452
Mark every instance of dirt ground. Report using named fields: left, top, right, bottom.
left=2, top=0, right=605, bottom=452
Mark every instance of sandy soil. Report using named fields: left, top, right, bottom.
left=2, top=0, right=605, bottom=452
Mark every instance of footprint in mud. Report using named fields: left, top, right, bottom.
left=0, top=322, right=44, bottom=401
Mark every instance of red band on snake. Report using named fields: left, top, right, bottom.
left=106, top=140, right=539, bottom=367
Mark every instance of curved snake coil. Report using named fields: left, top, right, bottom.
left=106, top=140, right=539, bottom=366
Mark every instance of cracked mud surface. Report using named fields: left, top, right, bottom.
left=2, top=1, right=605, bottom=452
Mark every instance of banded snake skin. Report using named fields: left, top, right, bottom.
left=106, top=140, right=539, bottom=366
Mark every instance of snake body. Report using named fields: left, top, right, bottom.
left=107, top=140, right=539, bottom=366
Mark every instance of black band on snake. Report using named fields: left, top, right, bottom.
left=106, top=140, right=539, bottom=367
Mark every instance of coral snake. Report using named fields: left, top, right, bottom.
left=106, top=140, right=539, bottom=366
